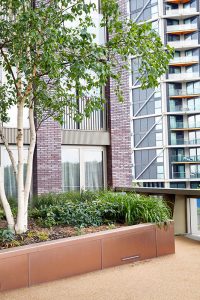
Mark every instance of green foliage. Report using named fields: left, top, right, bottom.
left=122, top=194, right=171, bottom=225
left=30, top=191, right=171, bottom=228
left=0, top=228, right=15, bottom=243
left=0, top=0, right=173, bottom=126
left=0, top=198, right=18, bottom=219
left=0, top=209, right=4, bottom=220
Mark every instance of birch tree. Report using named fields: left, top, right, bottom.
left=0, top=0, right=173, bottom=234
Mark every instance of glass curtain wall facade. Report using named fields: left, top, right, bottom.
left=130, top=0, right=200, bottom=189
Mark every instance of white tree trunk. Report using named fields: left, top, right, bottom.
left=15, top=100, right=26, bottom=234
left=24, top=105, right=36, bottom=229
left=0, top=166, right=15, bottom=230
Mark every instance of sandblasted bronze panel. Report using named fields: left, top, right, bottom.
left=102, top=228, right=157, bottom=268
left=156, top=223, right=175, bottom=256
left=0, top=255, right=28, bottom=291
left=29, top=239, right=101, bottom=285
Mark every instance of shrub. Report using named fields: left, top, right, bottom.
left=30, top=191, right=171, bottom=228
left=122, top=194, right=171, bottom=225
left=0, top=229, right=15, bottom=243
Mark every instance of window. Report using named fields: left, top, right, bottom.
left=169, top=66, right=181, bottom=74
left=170, top=182, right=186, bottom=189
left=187, top=81, right=200, bottom=94
left=62, top=146, right=106, bottom=191
left=130, top=0, right=158, bottom=21
left=189, top=131, right=200, bottom=144
left=157, top=165, right=164, bottom=179
left=167, top=34, right=180, bottom=42
left=0, top=146, right=28, bottom=198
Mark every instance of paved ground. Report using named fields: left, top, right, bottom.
left=1, top=237, right=200, bottom=300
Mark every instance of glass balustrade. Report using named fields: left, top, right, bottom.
left=190, top=173, right=200, bottom=178
left=169, top=89, right=200, bottom=97
left=171, top=155, right=200, bottom=162
left=170, top=56, right=199, bottom=65
left=171, top=138, right=200, bottom=145
left=165, top=8, right=197, bottom=17
left=172, top=172, right=186, bottom=179
left=170, top=121, right=200, bottom=129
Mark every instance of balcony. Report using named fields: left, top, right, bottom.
left=171, top=138, right=200, bottom=145
left=167, top=72, right=200, bottom=82
left=172, top=172, right=186, bottom=179
left=168, top=40, right=199, bottom=50
left=169, top=56, right=199, bottom=67
left=169, top=88, right=200, bottom=98
left=167, top=23, right=197, bottom=35
left=171, top=155, right=200, bottom=163
left=170, top=121, right=200, bottom=130
left=165, top=8, right=197, bottom=18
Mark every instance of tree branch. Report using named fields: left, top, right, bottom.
left=0, top=49, right=19, bottom=94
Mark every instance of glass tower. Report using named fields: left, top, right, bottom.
left=130, top=0, right=200, bottom=189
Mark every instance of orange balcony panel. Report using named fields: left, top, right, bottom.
left=166, top=0, right=190, bottom=3
left=169, top=94, right=200, bottom=99
left=169, top=61, right=198, bottom=67
left=167, top=29, right=196, bottom=35
left=170, top=128, right=200, bottom=131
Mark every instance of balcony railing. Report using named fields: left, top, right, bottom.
left=170, top=121, right=200, bottom=129
left=63, top=102, right=107, bottom=131
left=169, top=105, right=189, bottom=112
left=167, top=23, right=197, bottom=34
left=169, top=88, right=200, bottom=97
left=169, top=56, right=199, bottom=65
left=171, top=155, right=200, bottom=162
left=167, top=72, right=200, bottom=81
left=171, top=138, right=200, bottom=145
left=172, top=172, right=200, bottom=179
left=172, top=172, right=186, bottom=179
left=165, top=8, right=197, bottom=17
left=169, top=105, right=200, bottom=112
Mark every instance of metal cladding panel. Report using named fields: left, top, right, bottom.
left=29, top=239, right=102, bottom=285
left=62, top=130, right=110, bottom=145
left=0, top=128, right=30, bottom=145
left=0, top=255, right=29, bottom=291
left=102, top=226, right=157, bottom=268
left=156, top=223, right=175, bottom=256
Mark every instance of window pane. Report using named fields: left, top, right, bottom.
left=1, top=147, right=28, bottom=199
left=62, top=149, right=80, bottom=191
left=84, top=150, right=103, bottom=190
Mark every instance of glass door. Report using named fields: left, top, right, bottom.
left=187, top=198, right=200, bottom=235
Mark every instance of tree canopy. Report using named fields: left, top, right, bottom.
left=0, top=0, right=173, bottom=125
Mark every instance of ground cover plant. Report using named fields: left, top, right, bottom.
left=0, top=191, right=172, bottom=249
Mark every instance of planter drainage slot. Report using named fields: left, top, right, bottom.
left=121, top=255, right=140, bottom=261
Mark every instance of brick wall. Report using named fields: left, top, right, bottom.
left=33, top=119, right=62, bottom=195
left=107, top=0, right=132, bottom=188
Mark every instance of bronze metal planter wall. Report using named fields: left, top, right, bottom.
left=0, top=222, right=175, bottom=292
